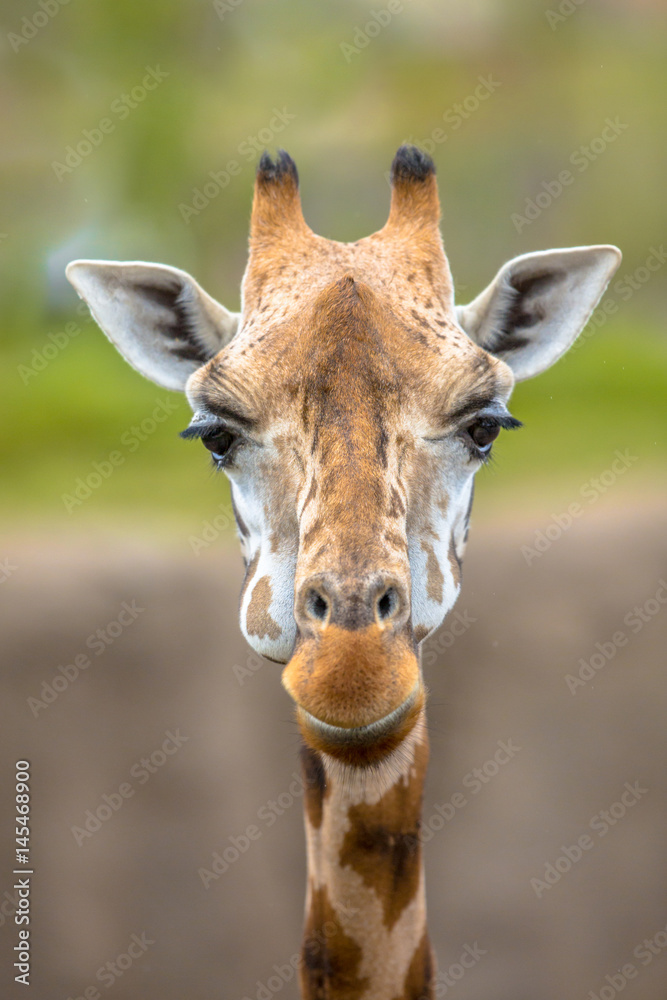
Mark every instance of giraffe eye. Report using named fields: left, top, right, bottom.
left=466, top=420, right=501, bottom=455
left=202, top=430, right=237, bottom=466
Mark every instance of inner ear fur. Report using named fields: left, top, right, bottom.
left=456, top=245, right=622, bottom=380
left=66, top=260, right=240, bottom=391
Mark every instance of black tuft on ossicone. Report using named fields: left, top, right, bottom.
left=256, top=149, right=299, bottom=186
left=390, top=144, right=436, bottom=183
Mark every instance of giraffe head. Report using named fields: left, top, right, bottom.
left=66, top=146, right=620, bottom=767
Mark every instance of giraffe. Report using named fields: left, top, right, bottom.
left=66, top=146, right=620, bottom=999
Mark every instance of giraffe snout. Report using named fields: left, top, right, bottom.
left=294, top=573, right=410, bottom=637
left=281, top=610, right=423, bottom=766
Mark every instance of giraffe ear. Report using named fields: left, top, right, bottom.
left=65, top=260, right=240, bottom=391
left=455, top=245, right=621, bottom=381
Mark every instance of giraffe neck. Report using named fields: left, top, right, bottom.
left=298, top=712, right=434, bottom=1000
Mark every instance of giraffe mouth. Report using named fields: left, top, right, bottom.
left=295, top=683, right=424, bottom=767
left=281, top=622, right=423, bottom=765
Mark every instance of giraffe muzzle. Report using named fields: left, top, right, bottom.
left=294, top=682, right=424, bottom=767
left=281, top=618, right=423, bottom=766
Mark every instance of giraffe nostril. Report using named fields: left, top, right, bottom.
left=298, top=577, right=407, bottom=631
left=376, top=587, right=398, bottom=622
left=306, top=589, right=329, bottom=622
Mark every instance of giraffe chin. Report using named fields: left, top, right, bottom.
left=281, top=623, right=423, bottom=766
left=294, top=685, right=424, bottom=768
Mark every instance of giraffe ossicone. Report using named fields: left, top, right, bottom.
left=66, top=145, right=620, bottom=999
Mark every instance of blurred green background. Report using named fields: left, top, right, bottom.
left=2, top=0, right=665, bottom=531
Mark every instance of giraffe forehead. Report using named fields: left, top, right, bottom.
left=201, top=273, right=500, bottom=437
left=241, top=225, right=453, bottom=317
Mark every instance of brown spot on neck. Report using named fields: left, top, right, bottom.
left=301, top=884, right=368, bottom=999
left=300, top=744, right=329, bottom=829
left=400, top=929, right=435, bottom=999
left=338, top=737, right=428, bottom=931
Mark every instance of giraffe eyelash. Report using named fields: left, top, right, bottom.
left=179, top=421, right=228, bottom=441
left=463, top=414, right=523, bottom=462
left=180, top=422, right=242, bottom=469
